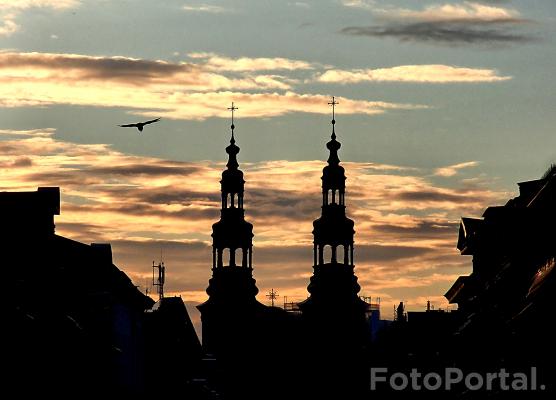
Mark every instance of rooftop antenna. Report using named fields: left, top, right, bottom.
left=152, top=259, right=165, bottom=301
left=396, top=301, right=406, bottom=322
left=266, top=288, right=279, bottom=307
left=145, top=277, right=150, bottom=296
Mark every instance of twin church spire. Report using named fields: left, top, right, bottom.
left=206, top=97, right=359, bottom=303
left=199, top=98, right=367, bottom=360
left=213, top=98, right=355, bottom=272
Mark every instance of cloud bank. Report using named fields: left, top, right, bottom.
left=341, top=1, right=535, bottom=46
left=0, top=128, right=509, bottom=316
left=0, top=51, right=515, bottom=119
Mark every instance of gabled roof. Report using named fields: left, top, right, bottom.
left=457, top=218, right=484, bottom=254
left=444, top=275, right=471, bottom=304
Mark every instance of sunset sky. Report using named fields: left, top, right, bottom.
left=1, top=0, right=555, bottom=330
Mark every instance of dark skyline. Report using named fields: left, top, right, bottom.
left=1, top=0, right=555, bottom=331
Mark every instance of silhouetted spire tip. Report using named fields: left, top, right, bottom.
left=227, top=103, right=238, bottom=146
left=328, top=97, right=339, bottom=141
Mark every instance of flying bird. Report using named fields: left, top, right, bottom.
left=118, top=117, right=161, bottom=132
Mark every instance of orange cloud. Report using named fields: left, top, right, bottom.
left=0, top=51, right=426, bottom=119
left=435, top=161, right=480, bottom=177
left=0, top=51, right=513, bottom=120
left=187, top=52, right=316, bottom=71
left=317, top=65, right=511, bottom=84
left=342, top=0, right=520, bottom=22
left=377, top=2, right=520, bottom=22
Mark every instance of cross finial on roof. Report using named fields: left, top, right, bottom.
left=227, top=102, right=238, bottom=140
left=328, top=96, right=338, bottom=122
left=328, top=96, right=339, bottom=138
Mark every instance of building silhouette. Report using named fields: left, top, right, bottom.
left=144, top=296, right=203, bottom=396
left=4, top=188, right=152, bottom=396
left=368, top=166, right=555, bottom=399
left=444, top=164, right=556, bottom=397
left=4, top=187, right=202, bottom=397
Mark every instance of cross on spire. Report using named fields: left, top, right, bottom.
left=227, top=102, right=238, bottom=139
left=328, top=96, right=338, bottom=124
left=328, top=96, right=339, bottom=138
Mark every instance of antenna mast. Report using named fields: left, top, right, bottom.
left=266, top=288, right=279, bottom=307
left=152, top=260, right=165, bottom=301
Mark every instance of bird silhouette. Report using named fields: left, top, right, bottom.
left=118, top=117, right=161, bottom=132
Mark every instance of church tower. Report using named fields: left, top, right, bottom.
left=299, top=97, right=368, bottom=345
left=197, top=104, right=265, bottom=355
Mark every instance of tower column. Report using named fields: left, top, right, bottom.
left=313, top=244, right=317, bottom=266
left=242, top=247, right=248, bottom=267
left=217, top=248, right=223, bottom=267
left=230, top=248, right=236, bottom=266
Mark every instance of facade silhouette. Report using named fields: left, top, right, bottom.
left=4, top=187, right=202, bottom=397
left=370, top=165, right=555, bottom=399
left=444, top=164, right=556, bottom=398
